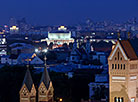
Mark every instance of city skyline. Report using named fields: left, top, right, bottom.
left=1, top=0, right=138, bottom=25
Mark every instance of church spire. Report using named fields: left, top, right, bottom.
left=22, top=67, right=33, bottom=92
left=85, top=38, right=91, bottom=54
left=40, top=56, right=51, bottom=89
left=38, top=56, right=54, bottom=102
left=20, top=63, right=36, bottom=102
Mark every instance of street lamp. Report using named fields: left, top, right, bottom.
left=35, top=49, right=39, bottom=53
left=43, top=49, right=48, bottom=53
left=59, top=98, right=63, bottom=102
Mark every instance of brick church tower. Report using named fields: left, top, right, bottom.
left=38, top=56, right=54, bottom=102
left=20, top=56, right=54, bottom=102
left=108, top=40, right=138, bottom=102
left=19, top=68, right=36, bottom=102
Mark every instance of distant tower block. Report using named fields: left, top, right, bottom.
left=128, top=32, right=131, bottom=39
left=85, top=38, right=91, bottom=54
left=19, top=68, right=36, bottom=102
left=38, top=57, right=54, bottom=102
left=0, top=32, right=7, bottom=56
left=108, top=40, right=138, bottom=102
left=117, top=32, right=121, bottom=40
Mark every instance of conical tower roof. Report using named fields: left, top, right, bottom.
left=40, top=56, right=51, bottom=89
left=40, top=66, right=51, bottom=89
left=22, top=68, right=33, bottom=92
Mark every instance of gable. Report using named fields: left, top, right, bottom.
left=20, top=84, right=29, bottom=95
left=108, top=42, right=128, bottom=61
left=38, top=82, right=47, bottom=94
left=30, top=56, right=44, bottom=64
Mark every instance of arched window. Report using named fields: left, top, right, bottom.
left=124, top=64, right=125, bottom=69
left=114, top=97, right=117, bottom=102
left=112, top=64, right=114, bottom=69
left=118, top=97, right=120, bottom=102
left=121, top=64, right=122, bottom=69
left=115, top=64, right=117, bottom=69
left=121, top=97, right=124, bottom=102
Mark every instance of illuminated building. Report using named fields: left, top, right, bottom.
left=10, top=26, right=19, bottom=34
left=41, top=26, right=74, bottom=48
left=108, top=40, right=138, bottom=102
left=0, top=31, right=7, bottom=56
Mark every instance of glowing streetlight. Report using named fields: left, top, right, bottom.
left=35, top=49, right=39, bottom=52
left=43, top=49, right=48, bottom=53
left=59, top=98, right=63, bottom=102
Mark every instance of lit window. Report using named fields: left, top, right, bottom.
left=115, top=64, right=117, bottom=69
left=131, top=98, right=135, bottom=102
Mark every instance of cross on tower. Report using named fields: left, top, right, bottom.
left=44, top=55, right=47, bottom=67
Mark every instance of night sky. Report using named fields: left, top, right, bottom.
left=1, top=0, right=138, bottom=25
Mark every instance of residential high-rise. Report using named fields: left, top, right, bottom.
left=0, top=31, right=7, bottom=56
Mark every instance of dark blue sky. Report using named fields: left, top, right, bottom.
left=1, top=0, right=138, bottom=25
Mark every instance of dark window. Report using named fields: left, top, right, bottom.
left=112, top=64, right=114, bottom=69
left=114, top=97, right=117, bottom=102
left=118, top=97, right=120, bottom=102
left=115, top=57, right=117, bottom=60
left=121, top=64, right=122, bottom=69
left=121, top=97, right=124, bottom=102
left=120, top=57, right=122, bottom=60
left=124, top=64, right=125, bottom=69
left=118, top=64, right=119, bottom=69
left=72, top=57, right=75, bottom=60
